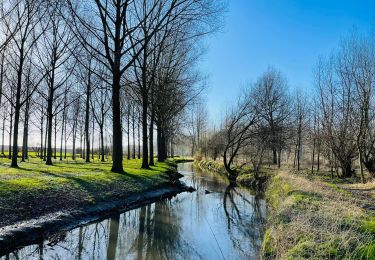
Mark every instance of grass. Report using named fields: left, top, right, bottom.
left=263, top=169, right=375, bottom=259
left=0, top=156, right=178, bottom=227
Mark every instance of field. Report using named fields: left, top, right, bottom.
left=0, top=155, right=177, bottom=227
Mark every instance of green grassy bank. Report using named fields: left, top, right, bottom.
left=0, top=157, right=179, bottom=227
left=263, top=169, right=375, bottom=259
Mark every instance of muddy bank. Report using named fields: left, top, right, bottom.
left=0, top=182, right=191, bottom=255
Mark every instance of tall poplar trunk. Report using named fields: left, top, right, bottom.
left=46, top=87, right=54, bottom=165
left=127, top=108, right=130, bottom=160
left=141, top=93, right=149, bottom=168
left=149, top=112, right=154, bottom=166
left=72, top=113, right=77, bottom=160
left=9, top=105, right=13, bottom=160
left=60, top=96, right=66, bottom=161
left=54, top=117, right=57, bottom=159
left=91, top=114, right=94, bottom=160
left=111, top=69, right=123, bottom=172
left=137, top=111, right=140, bottom=160
left=100, top=126, right=105, bottom=162
left=85, top=73, right=91, bottom=162
left=43, top=121, right=47, bottom=161
left=22, top=96, right=30, bottom=162
left=60, top=111, right=65, bottom=161
left=40, top=109, right=44, bottom=159
left=11, top=49, right=24, bottom=167
left=1, top=113, right=5, bottom=155
left=132, top=105, right=136, bottom=159
left=157, top=125, right=167, bottom=162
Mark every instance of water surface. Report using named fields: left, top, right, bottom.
left=2, top=163, right=266, bottom=260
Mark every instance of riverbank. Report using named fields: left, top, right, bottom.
left=262, top=169, right=375, bottom=259
left=197, top=159, right=271, bottom=189
left=0, top=158, right=190, bottom=254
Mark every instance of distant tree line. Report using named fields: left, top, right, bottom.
left=193, top=31, right=375, bottom=183
left=0, top=0, right=224, bottom=172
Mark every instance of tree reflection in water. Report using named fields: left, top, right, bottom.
left=223, top=183, right=266, bottom=256
left=107, top=214, right=120, bottom=260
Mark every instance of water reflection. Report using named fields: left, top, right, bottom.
left=1, top=163, right=266, bottom=260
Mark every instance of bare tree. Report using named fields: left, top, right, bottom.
left=2, top=0, right=46, bottom=167
left=91, top=83, right=111, bottom=162
left=252, top=67, right=292, bottom=168
left=222, top=90, right=257, bottom=180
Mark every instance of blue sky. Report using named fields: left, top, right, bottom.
left=200, top=0, right=375, bottom=124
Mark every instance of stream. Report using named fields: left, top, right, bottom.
left=1, top=162, right=267, bottom=260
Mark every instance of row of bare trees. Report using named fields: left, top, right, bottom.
left=0, top=0, right=224, bottom=172
left=196, top=31, right=375, bottom=183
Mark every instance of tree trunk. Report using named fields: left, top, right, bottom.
left=54, top=117, right=57, bottom=159
left=363, top=159, right=375, bottom=178
left=149, top=112, right=154, bottom=166
left=72, top=118, right=77, bottom=160
left=8, top=107, right=12, bottom=160
left=21, top=102, right=30, bottom=162
left=91, top=113, right=94, bottom=160
left=127, top=108, right=130, bottom=160
left=100, top=126, right=105, bottom=162
left=85, top=78, right=91, bottom=162
left=1, top=113, right=5, bottom=155
left=11, top=103, right=20, bottom=167
left=132, top=105, right=136, bottom=159
left=11, top=43, right=27, bottom=167
left=43, top=119, right=48, bottom=161
left=137, top=111, right=141, bottom=160
left=141, top=93, right=149, bottom=168
left=46, top=88, right=54, bottom=165
left=358, top=147, right=365, bottom=183
left=223, top=150, right=238, bottom=181
left=311, top=137, right=316, bottom=174
left=64, top=116, right=67, bottom=159
left=341, top=160, right=353, bottom=178
left=272, top=148, right=277, bottom=165
left=157, top=126, right=167, bottom=162
left=40, top=108, right=44, bottom=159
left=111, top=71, right=123, bottom=173
left=60, top=107, right=65, bottom=161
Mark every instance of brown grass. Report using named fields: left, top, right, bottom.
left=263, top=169, right=375, bottom=259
